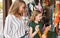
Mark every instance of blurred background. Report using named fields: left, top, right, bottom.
left=0, top=0, right=60, bottom=38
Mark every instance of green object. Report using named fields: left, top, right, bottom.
left=29, top=21, right=44, bottom=38
left=47, top=31, right=57, bottom=38
left=56, top=7, right=58, bottom=13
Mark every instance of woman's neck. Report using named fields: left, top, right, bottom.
left=14, top=13, right=22, bottom=19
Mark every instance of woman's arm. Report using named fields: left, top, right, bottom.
left=4, top=15, right=12, bottom=38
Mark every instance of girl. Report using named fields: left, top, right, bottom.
left=29, top=10, right=51, bottom=38
left=4, top=0, right=27, bottom=38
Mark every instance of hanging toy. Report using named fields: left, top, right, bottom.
left=35, top=0, right=42, bottom=12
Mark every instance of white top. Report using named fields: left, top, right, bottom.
left=4, top=14, right=25, bottom=38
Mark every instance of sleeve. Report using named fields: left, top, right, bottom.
left=4, top=15, right=12, bottom=38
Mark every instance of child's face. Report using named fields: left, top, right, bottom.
left=18, top=3, right=26, bottom=14
left=35, top=13, right=42, bottom=22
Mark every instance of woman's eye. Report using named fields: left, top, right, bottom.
left=23, top=7, right=26, bottom=9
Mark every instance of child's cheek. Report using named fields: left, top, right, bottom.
left=38, top=18, right=41, bottom=21
left=39, top=17, right=42, bottom=20
left=38, top=17, right=42, bottom=21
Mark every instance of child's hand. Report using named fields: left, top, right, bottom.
left=43, top=25, right=51, bottom=35
left=35, top=25, right=39, bottom=32
left=42, top=34, right=46, bottom=38
left=46, top=25, right=51, bottom=30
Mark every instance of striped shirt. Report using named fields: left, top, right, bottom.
left=4, top=14, right=26, bottom=38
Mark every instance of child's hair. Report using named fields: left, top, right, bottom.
left=30, top=10, right=42, bottom=22
left=8, top=0, right=26, bottom=14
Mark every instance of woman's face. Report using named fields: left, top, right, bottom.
left=35, top=13, right=42, bottom=22
left=18, top=3, right=26, bottom=14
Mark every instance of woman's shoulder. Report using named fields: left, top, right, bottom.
left=5, top=14, right=13, bottom=23
left=6, top=14, right=14, bottom=20
left=6, top=14, right=12, bottom=18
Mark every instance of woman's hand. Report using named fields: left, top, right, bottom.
left=35, top=25, right=39, bottom=32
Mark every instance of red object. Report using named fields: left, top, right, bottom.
left=54, top=3, right=60, bottom=33
left=55, top=3, right=60, bottom=23
left=44, top=0, right=50, bottom=6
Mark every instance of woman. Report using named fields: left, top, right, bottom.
left=4, top=0, right=27, bottom=38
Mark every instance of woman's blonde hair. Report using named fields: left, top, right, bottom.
left=30, top=10, right=42, bottom=22
left=8, top=0, right=26, bottom=14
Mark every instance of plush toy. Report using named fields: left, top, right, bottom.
left=35, top=0, right=42, bottom=12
